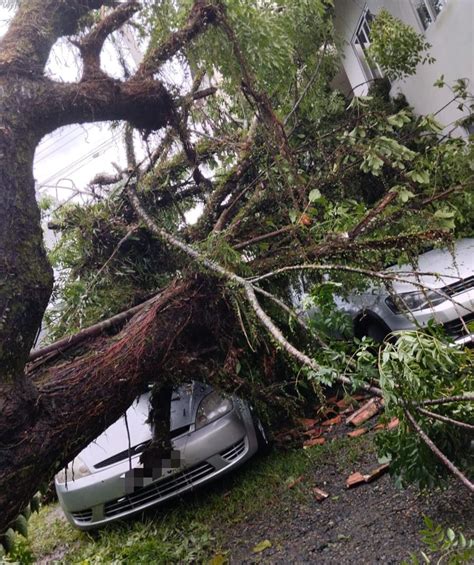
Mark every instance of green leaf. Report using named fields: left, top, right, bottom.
left=446, top=528, right=455, bottom=542
left=12, top=515, right=28, bottom=538
left=252, top=540, right=272, bottom=554
left=308, top=189, right=322, bottom=203
left=1, top=529, right=15, bottom=553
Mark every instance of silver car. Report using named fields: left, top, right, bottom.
left=349, top=238, right=474, bottom=345
left=55, top=382, right=264, bottom=530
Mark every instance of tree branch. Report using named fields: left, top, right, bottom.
left=419, top=394, right=474, bottom=406
left=39, top=77, right=174, bottom=135
left=127, top=182, right=382, bottom=396
left=0, top=0, right=109, bottom=76
left=416, top=407, right=474, bottom=431
left=404, top=408, right=474, bottom=493
left=136, top=0, right=220, bottom=78
left=28, top=292, right=160, bottom=363
left=73, top=1, right=140, bottom=80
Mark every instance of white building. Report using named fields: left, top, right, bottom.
left=332, top=0, right=474, bottom=136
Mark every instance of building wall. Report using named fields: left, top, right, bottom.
left=334, top=0, right=474, bottom=136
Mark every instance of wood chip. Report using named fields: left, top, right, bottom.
left=336, top=398, right=351, bottom=409
left=387, top=417, right=399, bottom=430
left=346, top=464, right=390, bottom=488
left=347, top=427, right=368, bottom=438
left=365, top=464, right=390, bottom=483
left=298, top=418, right=319, bottom=430
left=346, top=398, right=384, bottom=426
left=303, top=437, right=326, bottom=448
left=313, top=487, right=329, bottom=501
left=374, top=417, right=399, bottom=432
left=346, top=472, right=367, bottom=488
left=322, top=414, right=342, bottom=427
left=287, top=476, right=304, bottom=489
left=303, top=426, right=323, bottom=438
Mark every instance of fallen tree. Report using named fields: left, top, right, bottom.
left=0, top=0, right=473, bottom=535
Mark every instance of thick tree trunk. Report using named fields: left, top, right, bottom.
left=0, top=125, right=53, bottom=386
left=0, top=277, right=222, bottom=531
left=0, top=0, right=220, bottom=531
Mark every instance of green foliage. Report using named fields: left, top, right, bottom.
left=375, top=332, right=473, bottom=489
left=367, top=10, right=434, bottom=80
left=404, top=516, right=474, bottom=565
left=0, top=508, right=34, bottom=561
left=46, top=197, right=175, bottom=340
left=306, top=281, right=353, bottom=340
left=76, top=522, right=214, bottom=564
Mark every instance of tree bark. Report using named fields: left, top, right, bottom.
left=0, top=0, right=220, bottom=531
left=0, top=277, right=222, bottom=531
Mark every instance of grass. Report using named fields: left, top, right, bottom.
left=3, top=437, right=367, bottom=564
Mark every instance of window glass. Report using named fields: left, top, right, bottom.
left=415, top=1, right=433, bottom=30
left=431, top=0, right=445, bottom=15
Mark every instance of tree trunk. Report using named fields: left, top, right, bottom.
left=0, top=0, right=226, bottom=532
left=0, top=277, right=224, bottom=531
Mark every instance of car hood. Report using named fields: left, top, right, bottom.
left=387, top=238, right=474, bottom=293
left=77, top=382, right=212, bottom=470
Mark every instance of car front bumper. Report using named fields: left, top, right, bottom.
left=56, top=399, right=259, bottom=530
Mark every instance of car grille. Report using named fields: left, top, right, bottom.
left=104, top=461, right=215, bottom=518
left=220, top=438, right=247, bottom=462
left=71, top=509, right=93, bottom=523
left=443, top=313, right=474, bottom=337
left=444, top=276, right=474, bottom=297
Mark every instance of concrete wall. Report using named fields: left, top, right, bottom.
left=333, top=0, right=474, bottom=136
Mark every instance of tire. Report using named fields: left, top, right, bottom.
left=365, top=322, right=388, bottom=343
left=250, top=408, right=271, bottom=453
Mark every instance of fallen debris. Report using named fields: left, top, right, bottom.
left=346, top=472, right=367, bottom=488
left=287, top=476, right=304, bottom=489
left=298, top=418, right=319, bottom=430
left=322, top=414, right=342, bottom=427
left=346, top=398, right=384, bottom=427
left=347, top=428, right=368, bottom=438
left=303, top=426, right=323, bottom=437
left=374, top=417, right=400, bottom=431
left=313, top=487, right=329, bottom=502
left=252, top=539, right=272, bottom=554
left=366, top=464, right=390, bottom=483
left=346, top=464, right=390, bottom=488
left=303, top=437, right=326, bottom=448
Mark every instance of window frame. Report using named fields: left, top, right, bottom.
left=351, top=5, right=383, bottom=83
left=412, top=0, right=447, bottom=31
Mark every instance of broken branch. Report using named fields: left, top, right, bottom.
left=404, top=408, right=474, bottom=493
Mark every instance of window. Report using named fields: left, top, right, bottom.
left=413, top=0, right=447, bottom=30
left=352, top=7, right=383, bottom=82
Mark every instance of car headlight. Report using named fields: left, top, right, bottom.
left=56, top=456, right=92, bottom=484
left=385, top=289, right=447, bottom=314
left=195, top=391, right=233, bottom=430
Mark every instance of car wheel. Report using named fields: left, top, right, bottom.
left=250, top=408, right=271, bottom=453
left=365, top=322, right=388, bottom=343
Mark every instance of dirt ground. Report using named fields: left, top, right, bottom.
left=220, top=439, right=473, bottom=564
